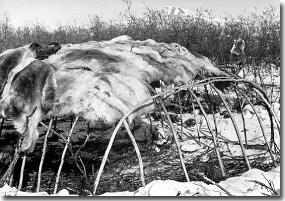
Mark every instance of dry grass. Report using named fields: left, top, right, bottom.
left=0, top=6, right=280, bottom=66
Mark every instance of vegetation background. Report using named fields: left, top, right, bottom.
left=0, top=6, right=280, bottom=66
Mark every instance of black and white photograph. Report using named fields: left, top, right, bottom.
left=0, top=0, right=281, bottom=197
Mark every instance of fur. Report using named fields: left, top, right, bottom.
left=0, top=36, right=229, bottom=152
left=0, top=46, right=36, bottom=96
left=53, top=68, right=154, bottom=127
left=45, top=36, right=228, bottom=127
left=0, top=60, right=56, bottom=152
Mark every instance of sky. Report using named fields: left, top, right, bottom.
left=0, top=0, right=280, bottom=29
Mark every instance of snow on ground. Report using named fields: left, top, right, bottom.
left=134, top=103, right=280, bottom=164
left=0, top=165, right=279, bottom=196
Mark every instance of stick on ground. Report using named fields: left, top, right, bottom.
left=18, top=155, right=27, bottom=190
left=123, top=120, right=145, bottom=186
left=53, top=116, right=78, bottom=194
left=37, top=119, right=53, bottom=192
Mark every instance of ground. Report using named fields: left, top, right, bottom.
left=0, top=67, right=280, bottom=196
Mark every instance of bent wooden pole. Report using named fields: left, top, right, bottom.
left=160, top=101, right=190, bottom=182
left=92, top=118, right=126, bottom=195
left=18, top=155, right=27, bottom=190
left=191, top=97, right=201, bottom=144
left=92, top=118, right=146, bottom=195
left=233, top=88, right=248, bottom=148
left=93, top=83, right=199, bottom=195
left=234, top=86, right=277, bottom=167
left=0, top=116, right=31, bottom=186
left=123, top=120, right=145, bottom=186
left=40, top=122, right=68, bottom=142
left=211, top=84, right=251, bottom=170
left=189, top=90, right=226, bottom=177
left=178, top=91, right=184, bottom=140
left=204, top=86, right=221, bottom=147
left=253, top=88, right=280, bottom=132
left=16, top=107, right=38, bottom=189
left=37, top=119, right=53, bottom=192
left=148, top=89, right=190, bottom=179
left=225, top=77, right=280, bottom=133
left=240, top=87, right=278, bottom=151
left=93, top=88, right=193, bottom=195
left=0, top=152, right=20, bottom=186
left=74, top=123, right=91, bottom=177
left=53, top=116, right=78, bottom=194
left=147, top=84, right=190, bottom=182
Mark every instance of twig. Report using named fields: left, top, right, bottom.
left=53, top=116, right=78, bottom=194
left=92, top=119, right=124, bottom=195
left=92, top=82, right=197, bottom=195
left=190, top=95, right=201, bottom=144
left=202, top=174, right=234, bottom=196
left=90, top=77, right=274, bottom=195
left=78, top=156, right=87, bottom=177
left=40, top=122, right=68, bottom=143
left=37, top=118, right=53, bottom=192
left=234, top=86, right=277, bottom=167
left=123, top=120, right=145, bottom=186
left=189, top=90, right=226, bottom=177
left=233, top=87, right=248, bottom=148
left=241, top=87, right=278, bottom=150
left=204, top=86, right=221, bottom=152
left=157, top=103, right=167, bottom=141
left=53, top=117, right=58, bottom=131
left=159, top=100, right=190, bottom=182
left=211, top=84, right=251, bottom=170
left=253, top=88, right=280, bottom=132
left=8, top=174, right=13, bottom=187
left=147, top=85, right=190, bottom=182
left=74, top=123, right=91, bottom=177
left=174, top=126, right=201, bottom=145
left=178, top=91, right=184, bottom=140
left=147, top=113, right=154, bottom=142
left=0, top=107, right=36, bottom=185
left=18, top=154, right=26, bottom=190
left=0, top=146, right=20, bottom=186
left=269, top=66, right=275, bottom=104
left=248, top=173, right=279, bottom=196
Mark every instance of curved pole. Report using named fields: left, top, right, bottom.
left=178, top=91, right=184, bottom=140
left=123, top=120, right=145, bottom=186
left=92, top=118, right=126, bottom=195
left=93, top=82, right=198, bottom=195
left=18, top=155, right=27, bottom=190
left=211, top=84, right=251, bottom=170
left=0, top=108, right=37, bottom=186
left=238, top=87, right=279, bottom=152
left=253, top=88, right=280, bottom=132
left=233, top=86, right=277, bottom=167
left=53, top=116, right=79, bottom=194
left=74, top=123, right=91, bottom=177
left=189, top=90, right=226, bottom=177
left=37, top=118, right=53, bottom=192
left=233, top=88, right=248, bottom=148
left=159, top=100, right=190, bottom=182
left=91, top=77, right=276, bottom=194
left=147, top=84, right=190, bottom=182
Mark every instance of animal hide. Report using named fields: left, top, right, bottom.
left=0, top=60, right=56, bottom=152
left=46, top=35, right=228, bottom=126
left=0, top=35, right=229, bottom=152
